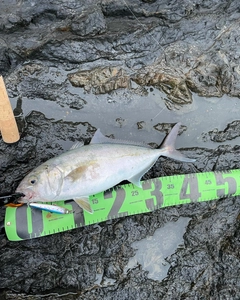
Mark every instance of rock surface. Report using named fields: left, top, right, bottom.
left=0, top=0, right=240, bottom=299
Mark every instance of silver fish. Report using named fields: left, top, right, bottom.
left=16, top=122, right=195, bottom=214
left=29, top=202, right=72, bottom=214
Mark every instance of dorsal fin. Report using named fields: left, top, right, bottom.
left=70, top=141, right=84, bottom=150
left=90, top=129, right=152, bottom=148
left=90, top=129, right=112, bottom=144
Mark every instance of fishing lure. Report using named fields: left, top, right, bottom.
left=29, top=203, right=73, bottom=214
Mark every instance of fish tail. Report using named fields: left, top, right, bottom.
left=160, top=123, right=195, bottom=162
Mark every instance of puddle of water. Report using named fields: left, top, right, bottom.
left=95, top=272, right=116, bottom=287
left=124, top=217, right=191, bottom=281
left=10, top=85, right=240, bottom=150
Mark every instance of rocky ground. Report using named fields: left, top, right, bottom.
left=0, top=0, right=240, bottom=299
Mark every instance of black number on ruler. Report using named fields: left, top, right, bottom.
left=131, top=190, right=139, bottom=196
left=142, top=179, right=164, bottom=210
left=215, top=172, right=237, bottom=197
left=105, top=187, right=127, bottom=218
left=205, top=180, right=212, bottom=185
left=180, top=174, right=201, bottom=202
left=92, top=198, right=98, bottom=204
left=16, top=205, right=43, bottom=239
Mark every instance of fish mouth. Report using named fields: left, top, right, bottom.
left=16, top=191, right=33, bottom=203
left=15, top=193, right=25, bottom=198
left=15, top=193, right=25, bottom=202
left=17, top=195, right=32, bottom=203
left=17, top=198, right=26, bottom=203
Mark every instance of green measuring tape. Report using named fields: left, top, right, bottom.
left=5, top=169, right=240, bottom=241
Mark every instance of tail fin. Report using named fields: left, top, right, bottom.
left=160, top=123, right=195, bottom=162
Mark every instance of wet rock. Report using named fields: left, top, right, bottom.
left=1, top=140, right=240, bottom=298
left=202, top=120, right=240, bottom=143
left=142, top=0, right=157, bottom=3
left=6, top=62, right=87, bottom=110
left=185, top=23, right=240, bottom=98
left=153, top=123, right=187, bottom=135
left=0, top=46, right=21, bottom=76
left=68, top=67, right=131, bottom=94
left=1, top=0, right=240, bottom=299
left=0, top=0, right=240, bottom=100
left=136, top=121, right=146, bottom=130
left=133, top=68, right=193, bottom=105
left=115, top=117, right=126, bottom=128
left=71, top=6, right=106, bottom=36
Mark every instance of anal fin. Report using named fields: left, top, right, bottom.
left=128, top=158, right=159, bottom=188
left=128, top=174, right=142, bottom=188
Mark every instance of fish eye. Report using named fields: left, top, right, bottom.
left=29, top=176, right=37, bottom=185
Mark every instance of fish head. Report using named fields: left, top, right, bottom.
left=16, top=163, right=63, bottom=203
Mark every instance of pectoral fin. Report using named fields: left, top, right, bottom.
left=66, top=166, right=88, bottom=182
left=74, top=197, right=93, bottom=214
left=66, top=161, right=99, bottom=183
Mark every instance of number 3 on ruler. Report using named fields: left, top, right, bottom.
left=142, top=179, right=164, bottom=210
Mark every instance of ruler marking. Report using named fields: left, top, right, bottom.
left=6, top=169, right=240, bottom=241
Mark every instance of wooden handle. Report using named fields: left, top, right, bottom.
left=0, top=76, right=20, bottom=143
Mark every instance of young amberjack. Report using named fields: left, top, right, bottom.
left=16, top=123, right=195, bottom=213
